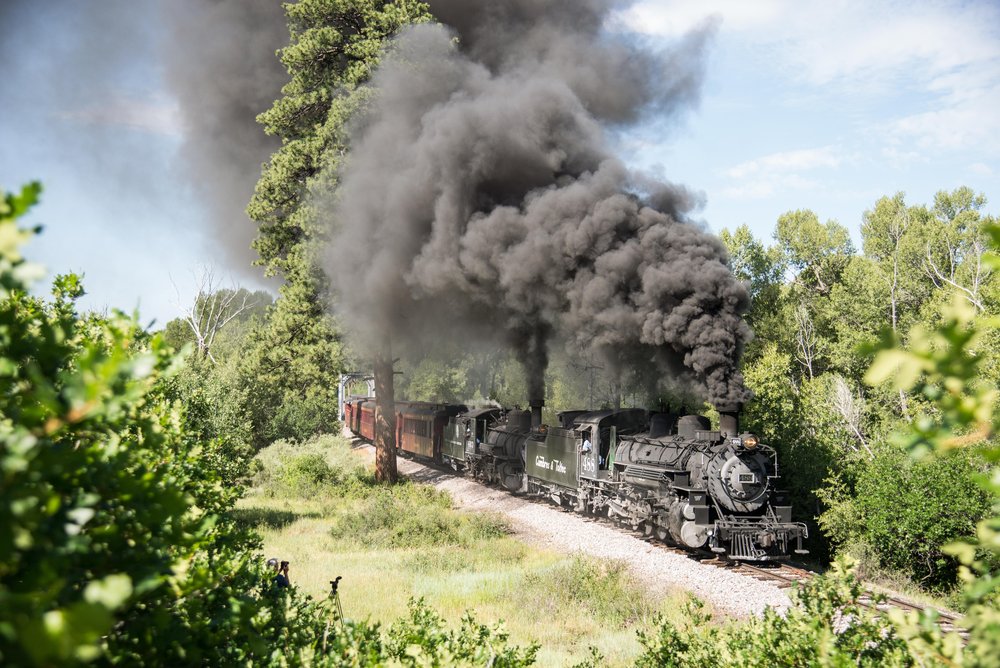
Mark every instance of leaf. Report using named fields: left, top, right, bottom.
left=84, top=574, right=133, bottom=610
left=942, top=540, right=977, bottom=564
left=863, top=350, right=923, bottom=388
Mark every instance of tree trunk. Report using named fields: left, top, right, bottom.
left=374, top=338, right=397, bottom=484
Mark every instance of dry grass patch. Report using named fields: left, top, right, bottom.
left=235, top=435, right=697, bottom=666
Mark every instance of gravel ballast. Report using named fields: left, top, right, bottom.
left=353, top=439, right=792, bottom=618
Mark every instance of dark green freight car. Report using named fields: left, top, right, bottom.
left=525, top=409, right=648, bottom=508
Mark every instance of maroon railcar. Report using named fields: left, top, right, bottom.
left=359, top=400, right=376, bottom=441
left=396, top=402, right=467, bottom=462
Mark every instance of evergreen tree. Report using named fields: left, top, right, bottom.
left=243, top=0, right=432, bottom=448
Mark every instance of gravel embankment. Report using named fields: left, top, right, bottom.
left=351, top=438, right=791, bottom=618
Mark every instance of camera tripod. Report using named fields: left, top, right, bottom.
left=329, top=576, right=345, bottom=630
left=321, top=576, right=345, bottom=655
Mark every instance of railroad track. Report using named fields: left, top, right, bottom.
left=511, top=479, right=971, bottom=641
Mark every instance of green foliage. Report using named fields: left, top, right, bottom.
left=819, top=445, right=993, bottom=589
left=251, top=434, right=373, bottom=493
left=720, top=224, right=786, bottom=360
left=0, top=185, right=318, bottom=665
left=732, top=190, right=997, bottom=584
left=162, top=354, right=255, bottom=484
left=635, top=559, right=913, bottom=667
left=1, top=185, right=539, bottom=666
left=863, top=267, right=1000, bottom=664
left=237, top=278, right=347, bottom=449
left=775, top=209, right=854, bottom=295
left=383, top=598, right=539, bottom=667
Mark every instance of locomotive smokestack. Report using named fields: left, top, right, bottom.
left=530, top=398, right=544, bottom=429
left=718, top=404, right=741, bottom=438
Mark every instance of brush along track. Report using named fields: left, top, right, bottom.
left=730, top=562, right=968, bottom=639
left=588, top=509, right=970, bottom=641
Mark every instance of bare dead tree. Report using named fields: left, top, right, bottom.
left=171, top=267, right=256, bottom=364
left=830, top=375, right=873, bottom=459
left=923, top=233, right=988, bottom=312
left=794, top=303, right=819, bottom=380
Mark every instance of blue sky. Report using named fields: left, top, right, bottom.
left=2, top=0, right=998, bottom=326
left=614, top=0, right=1000, bottom=244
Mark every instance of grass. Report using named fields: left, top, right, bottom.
left=234, top=434, right=697, bottom=666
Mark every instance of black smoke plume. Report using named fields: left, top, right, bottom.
left=160, top=0, right=287, bottom=277
left=0, top=0, right=286, bottom=285
left=328, top=1, right=751, bottom=406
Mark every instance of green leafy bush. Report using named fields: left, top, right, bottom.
left=252, top=435, right=375, bottom=496
left=819, top=445, right=992, bottom=590
left=516, top=557, right=655, bottom=628
left=0, top=183, right=338, bottom=665
left=382, top=598, right=539, bottom=667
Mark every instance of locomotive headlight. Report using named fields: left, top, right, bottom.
left=742, top=434, right=759, bottom=450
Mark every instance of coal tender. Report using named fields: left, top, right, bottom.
left=443, top=407, right=532, bottom=492
left=524, top=406, right=807, bottom=561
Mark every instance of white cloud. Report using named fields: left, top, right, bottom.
left=616, top=1, right=1000, bottom=83
left=722, top=173, right=819, bottom=200
left=880, top=146, right=928, bottom=169
left=721, top=146, right=843, bottom=199
left=725, top=147, right=842, bottom=179
left=60, top=96, right=183, bottom=137
left=969, top=162, right=994, bottom=177
left=615, top=0, right=1000, bottom=153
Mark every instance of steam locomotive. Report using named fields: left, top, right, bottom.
left=343, top=397, right=807, bottom=561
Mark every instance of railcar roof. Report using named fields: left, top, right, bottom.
left=459, top=407, right=504, bottom=419
left=573, top=407, right=649, bottom=428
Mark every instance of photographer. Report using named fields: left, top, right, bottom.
left=267, top=558, right=291, bottom=587
left=273, top=560, right=290, bottom=588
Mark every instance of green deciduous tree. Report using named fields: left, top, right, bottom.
left=720, top=224, right=787, bottom=362
left=0, top=185, right=306, bottom=664
left=775, top=209, right=854, bottom=296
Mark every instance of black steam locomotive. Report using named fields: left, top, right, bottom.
left=346, top=399, right=807, bottom=562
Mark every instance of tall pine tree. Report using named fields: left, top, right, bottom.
left=243, top=0, right=432, bottom=453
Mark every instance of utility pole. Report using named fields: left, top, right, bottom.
left=584, top=363, right=603, bottom=410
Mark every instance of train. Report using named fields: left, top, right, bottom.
left=343, top=396, right=808, bottom=561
